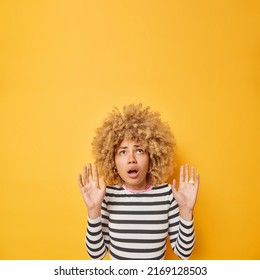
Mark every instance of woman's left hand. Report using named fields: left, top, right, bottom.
left=171, top=164, right=200, bottom=221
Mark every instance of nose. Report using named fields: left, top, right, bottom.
left=128, top=152, right=137, bottom=164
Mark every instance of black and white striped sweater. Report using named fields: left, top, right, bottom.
left=86, top=184, right=195, bottom=260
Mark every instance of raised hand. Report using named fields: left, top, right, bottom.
left=78, top=163, right=107, bottom=219
left=171, top=164, right=200, bottom=221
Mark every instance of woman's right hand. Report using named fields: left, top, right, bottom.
left=78, top=163, right=107, bottom=219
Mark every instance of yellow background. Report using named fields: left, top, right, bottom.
left=1, top=0, right=260, bottom=260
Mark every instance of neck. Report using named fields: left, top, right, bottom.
left=122, top=183, right=151, bottom=193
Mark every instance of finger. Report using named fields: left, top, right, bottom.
left=101, top=176, right=106, bottom=187
left=93, top=163, right=99, bottom=184
left=88, top=163, right=92, bottom=182
left=195, top=173, right=200, bottom=187
left=78, top=174, right=84, bottom=189
left=190, top=166, right=194, bottom=183
left=83, top=165, right=88, bottom=185
left=179, top=165, right=184, bottom=183
left=171, top=179, right=177, bottom=197
left=101, top=176, right=107, bottom=195
left=185, top=164, right=189, bottom=182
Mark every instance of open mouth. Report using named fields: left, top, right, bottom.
left=127, top=169, right=139, bottom=178
left=128, top=169, right=138, bottom=174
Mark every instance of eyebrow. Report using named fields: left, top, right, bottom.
left=118, top=144, right=140, bottom=149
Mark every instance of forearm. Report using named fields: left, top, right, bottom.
left=169, top=200, right=195, bottom=259
left=174, top=217, right=195, bottom=259
left=86, top=216, right=107, bottom=259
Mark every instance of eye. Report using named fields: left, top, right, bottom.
left=119, top=150, right=126, bottom=155
left=136, top=149, right=144, bottom=154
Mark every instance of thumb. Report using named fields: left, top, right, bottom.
left=101, top=177, right=107, bottom=194
left=171, top=179, right=177, bottom=197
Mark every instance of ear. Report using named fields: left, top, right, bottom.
left=113, top=167, right=118, bottom=175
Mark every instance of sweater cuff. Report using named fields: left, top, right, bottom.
left=179, top=215, right=194, bottom=227
left=88, top=215, right=102, bottom=224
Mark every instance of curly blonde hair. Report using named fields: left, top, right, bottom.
left=92, top=104, right=175, bottom=186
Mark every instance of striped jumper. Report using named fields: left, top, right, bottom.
left=86, top=184, right=195, bottom=260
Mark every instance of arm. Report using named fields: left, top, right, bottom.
left=86, top=210, right=108, bottom=259
left=78, top=163, right=108, bottom=259
left=169, top=164, right=200, bottom=259
left=168, top=199, right=195, bottom=259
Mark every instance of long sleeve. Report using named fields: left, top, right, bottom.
left=168, top=196, right=195, bottom=259
left=85, top=199, right=110, bottom=259
left=85, top=184, right=195, bottom=260
left=85, top=216, right=107, bottom=259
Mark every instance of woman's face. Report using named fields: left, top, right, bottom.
left=114, top=139, right=150, bottom=190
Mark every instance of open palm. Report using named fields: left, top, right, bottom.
left=78, top=163, right=106, bottom=213
left=172, top=164, right=199, bottom=213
